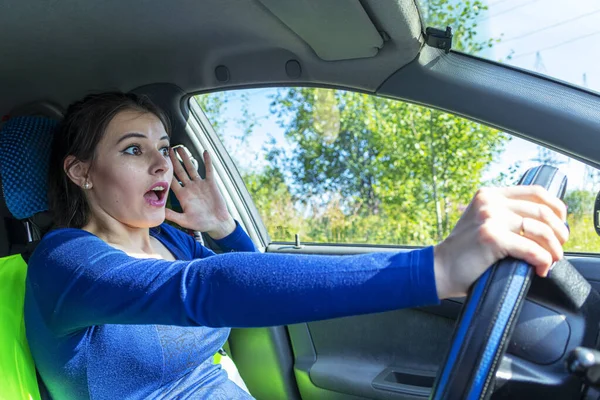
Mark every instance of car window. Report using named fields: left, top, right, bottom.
left=417, top=0, right=600, bottom=94
left=193, top=88, right=600, bottom=253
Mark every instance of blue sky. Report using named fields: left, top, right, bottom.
left=488, top=0, right=599, bottom=90
left=207, top=0, right=600, bottom=191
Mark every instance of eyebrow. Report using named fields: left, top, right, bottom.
left=116, top=132, right=170, bottom=145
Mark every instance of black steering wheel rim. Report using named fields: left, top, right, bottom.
left=430, top=165, right=568, bottom=400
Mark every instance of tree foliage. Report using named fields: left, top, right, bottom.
left=270, top=88, right=507, bottom=243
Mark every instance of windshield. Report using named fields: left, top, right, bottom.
left=419, top=0, right=599, bottom=93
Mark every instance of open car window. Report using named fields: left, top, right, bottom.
left=193, top=88, right=600, bottom=254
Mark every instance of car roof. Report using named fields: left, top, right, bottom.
left=4, top=0, right=600, bottom=169
left=0, top=0, right=424, bottom=115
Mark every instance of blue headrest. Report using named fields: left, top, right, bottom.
left=0, top=116, right=58, bottom=220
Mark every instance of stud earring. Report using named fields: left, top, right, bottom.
left=83, top=182, right=92, bottom=190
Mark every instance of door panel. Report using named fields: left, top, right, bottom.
left=290, top=310, right=453, bottom=399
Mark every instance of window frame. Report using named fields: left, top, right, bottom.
left=187, top=88, right=600, bottom=255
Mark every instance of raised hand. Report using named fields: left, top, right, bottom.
left=165, top=147, right=235, bottom=239
left=433, top=186, right=569, bottom=299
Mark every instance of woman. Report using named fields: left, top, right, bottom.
left=24, top=92, right=568, bottom=399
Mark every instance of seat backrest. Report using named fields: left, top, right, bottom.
left=0, top=115, right=59, bottom=400
left=0, top=116, right=58, bottom=252
left=0, top=115, right=57, bottom=233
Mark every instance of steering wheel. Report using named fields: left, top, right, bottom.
left=431, top=165, right=600, bottom=399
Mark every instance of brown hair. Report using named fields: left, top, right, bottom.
left=48, top=92, right=171, bottom=228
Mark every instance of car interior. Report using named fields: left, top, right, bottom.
left=2, top=0, right=600, bottom=399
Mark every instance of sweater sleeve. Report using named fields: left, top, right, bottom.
left=210, top=221, right=257, bottom=253
left=158, top=221, right=257, bottom=259
left=27, top=228, right=439, bottom=335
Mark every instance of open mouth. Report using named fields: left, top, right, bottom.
left=144, top=182, right=169, bottom=206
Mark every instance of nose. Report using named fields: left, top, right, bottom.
left=150, top=149, right=170, bottom=176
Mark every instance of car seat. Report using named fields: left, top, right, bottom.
left=0, top=114, right=59, bottom=400
left=0, top=107, right=245, bottom=400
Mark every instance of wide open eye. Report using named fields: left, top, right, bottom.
left=123, top=145, right=142, bottom=156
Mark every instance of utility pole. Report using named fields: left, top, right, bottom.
left=534, top=51, right=547, bottom=74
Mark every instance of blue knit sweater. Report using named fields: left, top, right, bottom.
left=24, top=222, right=439, bottom=399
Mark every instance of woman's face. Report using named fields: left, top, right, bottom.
left=85, top=110, right=173, bottom=229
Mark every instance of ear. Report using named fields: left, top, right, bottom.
left=64, top=155, right=91, bottom=189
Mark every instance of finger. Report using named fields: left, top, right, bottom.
left=506, top=199, right=570, bottom=244
left=517, top=216, right=564, bottom=263
left=500, top=185, right=567, bottom=221
left=493, top=226, right=554, bottom=277
left=165, top=208, right=188, bottom=228
left=170, top=147, right=190, bottom=183
left=203, top=151, right=213, bottom=181
left=178, top=147, right=200, bottom=181
left=169, top=176, right=183, bottom=195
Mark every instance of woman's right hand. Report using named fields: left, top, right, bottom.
left=433, top=186, right=569, bottom=299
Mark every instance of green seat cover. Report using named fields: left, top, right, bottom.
left=0, top=254, right=41, bottom=400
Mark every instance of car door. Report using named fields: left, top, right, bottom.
left=184, top=65, right=600, bottom=399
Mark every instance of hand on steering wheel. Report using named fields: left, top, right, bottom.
left=433, top=184, right=568, bottom=299
left=432, top=165, right=569, bottom=400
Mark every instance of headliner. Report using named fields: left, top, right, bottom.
left=0, top=0, right=424, bottom=115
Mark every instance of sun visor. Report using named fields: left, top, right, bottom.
left=257, top=0, right=384, bottom=61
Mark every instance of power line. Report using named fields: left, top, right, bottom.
left=513, top=30, right=600, bottom=59
left=500, top=9, right=600, bottom=43
left=479, top=0, right=540, bottom=22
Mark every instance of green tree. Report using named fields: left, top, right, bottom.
left=242, top=166, right=306, bottom=241
left=194, top=92, right=259, bottom=146
left=268, top=0, right=508, bottom=244
left=196, top=0, right=519, bottom=246
left=421, top=0, right=501, bottom=54
left=271, top=90, right=386, bottom=215
left=564, top=190, right=595, bottom=219
left=194, top=93, right=229, bottom=139
left=564, top=189, right=599, bottom=253
left=272, top=88, right=507, bottom=243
